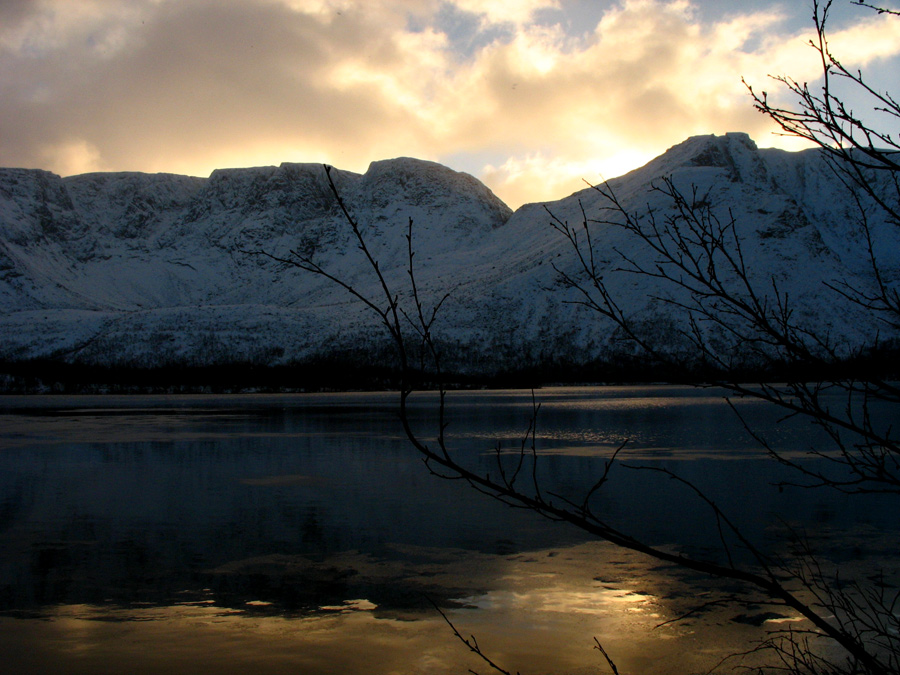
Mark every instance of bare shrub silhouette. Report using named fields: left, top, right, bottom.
left=274, top=2, right=899, bottom=673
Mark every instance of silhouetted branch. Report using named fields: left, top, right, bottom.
left=593, top=637, right=621, bottom=675
left=276, top=160, right=895, bottom=675
left=267, top=6, right=899, bottom=672
left=427, top=598, right=518, bottom=675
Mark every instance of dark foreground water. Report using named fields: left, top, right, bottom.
left=0, top=387, right=896, bottom=674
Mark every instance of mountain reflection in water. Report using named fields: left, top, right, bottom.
left=0, top=387, right=896, bottom=674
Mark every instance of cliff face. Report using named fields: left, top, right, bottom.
left=0, top=134, right=897, bottom=375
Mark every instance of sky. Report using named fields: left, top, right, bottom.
left=1, top=0, right=898, bottom=209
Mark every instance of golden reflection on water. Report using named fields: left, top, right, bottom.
left=0, top=392, right=838, bottom=674
left=1, top=542, right=791, bottom=675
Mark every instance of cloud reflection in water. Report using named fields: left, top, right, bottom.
left=0, top=541, right=786, bottom=675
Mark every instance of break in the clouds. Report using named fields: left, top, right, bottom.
left=1, top=0, right=898, bottom=208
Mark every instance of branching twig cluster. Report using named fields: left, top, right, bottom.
left=746, top=0, right=900, bottom=323
left=537, top=2, right=899, bottom=672
left=277, top=158, right=895, bottom=675
left=550, top=176, right=900, bottom=495
left=269, top=4, right=898, bottom=674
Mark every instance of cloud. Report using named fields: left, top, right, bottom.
left=1, top=0, right=435, bottom=176
left=447, top=0, right=900, bottom=204
left=0, top=0, right=898, bottom=208
left=449, top=0, right=560, bottom=27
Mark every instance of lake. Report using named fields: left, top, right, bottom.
left=0, top=386, right=896, bottom=674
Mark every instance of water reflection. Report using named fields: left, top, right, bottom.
left=0, top=387, right=896, bottom=674
left=0, top=543, right=789, bottom=675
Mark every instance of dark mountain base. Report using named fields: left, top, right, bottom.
left=2, top=346, right=898, bottom=395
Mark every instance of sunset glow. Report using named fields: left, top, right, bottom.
left=1, top=0, right=898, bottom=207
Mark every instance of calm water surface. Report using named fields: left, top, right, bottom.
left=0, top=386, right=895, bottom=674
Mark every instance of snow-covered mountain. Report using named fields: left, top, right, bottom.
left=1, top=133, right=897, bottom=386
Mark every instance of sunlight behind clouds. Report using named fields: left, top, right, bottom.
left=0, top=0, right=898, bottom=208
left=481, top=149, right=656, bottom=208
left=40, top=139, right=106, bottom=176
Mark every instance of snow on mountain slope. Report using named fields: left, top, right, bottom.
left=472, top=132, right=899, bottom=356
left=0, top=134, right=896, bottom=375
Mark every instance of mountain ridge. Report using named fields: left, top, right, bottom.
left=1, top=133, right=898, bottom=389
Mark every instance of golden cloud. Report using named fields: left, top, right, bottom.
left=0, top=0, right=898, bottom=208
